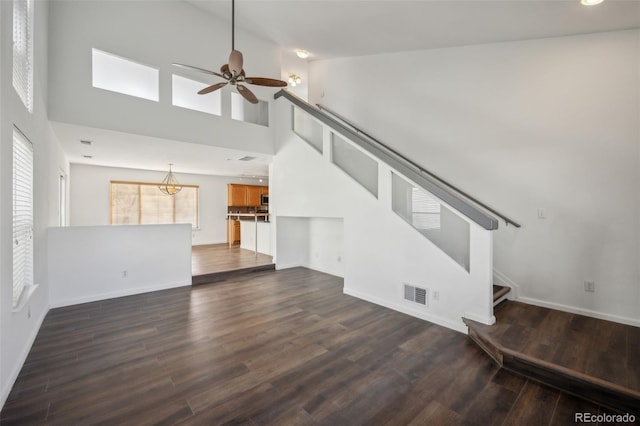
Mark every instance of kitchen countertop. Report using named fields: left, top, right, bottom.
left=227, top=213, right=269, bottom=217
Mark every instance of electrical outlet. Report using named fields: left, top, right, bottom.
left=337, top=256, right=342, bottom=262
left=537, top=208, right=547, bottom=219
left=122, top=270, right=128, bottom=278
left=584, top=280, right=595, bottom=293
left=432, top=291, right=440, bottom=301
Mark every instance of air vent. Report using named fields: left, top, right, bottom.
left=82, top=155, right=93, bottom=159
left=238, top=156, right=256, bottom=162
left=80, top=140, right=92, bottom=145
left=403, top=283, right=428, bottom=307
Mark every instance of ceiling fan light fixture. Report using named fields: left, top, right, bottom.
left=295, top=49, right=310, bottom=59
left=581, top=0, right=603, bottom=5
left=172, top=0, right=287, bottom=104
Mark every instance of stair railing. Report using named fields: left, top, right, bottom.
left=274, top=90, right=520, bottom=230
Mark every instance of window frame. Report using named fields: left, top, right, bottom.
left=13, top=0, right=35, bottom=112
left=13, top=126, right=34, bottom=308
left=110, top=180, right=200, bottom=228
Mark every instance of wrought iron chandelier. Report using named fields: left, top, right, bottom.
left=159, top=163, right=182, bottom=195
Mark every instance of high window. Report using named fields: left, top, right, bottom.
left=172, top=74, right=221, bottom=116
left=110, top=181, right=199, bottom=228
left=92, top=48, right=159, bottom=101
left=13, top=127, right=34, bottom=307
left=13, top=0, right=34, bottom=112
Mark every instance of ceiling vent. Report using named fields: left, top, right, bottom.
left=237, top=156, right=256, bottom=162
left=404, top=283, right=428, bottom=307
left=80, top=140, right=93, bottom=145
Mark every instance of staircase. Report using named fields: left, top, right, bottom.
left=492, top=284, right=510, bottom=307
left=464, top=300, right=640, bottom=416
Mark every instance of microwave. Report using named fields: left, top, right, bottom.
left=260, top=194, right=269, bottom=205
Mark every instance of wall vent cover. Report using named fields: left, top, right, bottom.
left=404, top=283, right=428, bottom=306
left=238, top=156, right=257, bottom=162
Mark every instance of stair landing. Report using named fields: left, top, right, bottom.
left=465, top=301, right=640, bottom=416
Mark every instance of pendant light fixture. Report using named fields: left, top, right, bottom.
left=159, top=163, right=182, bottom=195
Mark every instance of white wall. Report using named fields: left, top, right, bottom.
left=275, top=216, right=344, bottom=277
left=48, top=0, right=280, bottom=154
left=308, top=30, right=640, bottom=326
left=272, top=102, right=494, bottom=332
left=48, top=225, right=191, bottom=308
left=0, top=0, right=70, bottom=408
left=70, top=164, right=265, bottom=246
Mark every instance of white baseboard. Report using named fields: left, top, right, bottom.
left=493, top=269, right=639, bottom=327
left=1, top=304, right=48, bottom=409
left=274, top=262, right=343, bottom=278
left=343, top=287, right=468, bottom=334
left=463, top=311, right=496, bottom=325
left=275, top=262, right=302, bottom=271
left=517, top=296, right=640, bottom=328
left=49, top=280, right=192, bottom=309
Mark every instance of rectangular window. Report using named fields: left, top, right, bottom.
left=331, top=132, right=378, bottom=198
left=392, top=172, right=470, bottom=271
left=13, top=0, right=34, bottom=112
left=110, top=181, right=199, bottom=228
left=292, top=106, right=323, bottom=153
left=172, top=74, right=221, bottom=116
left=231, top=92, right=269, bottom=127
left=92, top=48, right=159, bottom=101
left=13, top=127, right=34, bottom=307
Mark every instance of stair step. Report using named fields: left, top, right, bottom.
left=492, top=284, right=510, bottom=304
left=463, top=316, right=640, bottom=416
left=192, top=263, right=275, bottom=285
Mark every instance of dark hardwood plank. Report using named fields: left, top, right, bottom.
left=2, top=268, right=617, bottom=425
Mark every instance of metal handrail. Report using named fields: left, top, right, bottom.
left=315, top=103, right=521, bottom=228
left=274, top=90, right=520, bottom=230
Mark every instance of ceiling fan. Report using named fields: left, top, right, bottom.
left=172, top=0, right=287, bottom=104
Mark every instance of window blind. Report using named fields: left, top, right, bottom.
left=13, top=0, right=34, bottom=113
left=13, top=127, right=34, bottom=308
left=110, top=182, right=199, bottom=228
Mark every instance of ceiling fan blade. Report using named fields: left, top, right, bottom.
left=172, top=63, right=224, bottom=79
left=198, top=82, right=228, bottom=95
left=245, top=77, right=288, bottom=87
left=228, top=50, right=244, bottom=75
left=236, top=84, right=259, bottom=104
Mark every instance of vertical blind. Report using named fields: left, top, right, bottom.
left=13, top=0, right=34, bottom=113
left=13, top=128, right=34, bottom=308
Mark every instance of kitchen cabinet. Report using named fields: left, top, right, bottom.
left=246, top=185, right=262, bottom=207
left=227, top=184, right=268, bottom=207
left=228, top=184, right=248, bottom=207
left=227, top=219, right=241, bottom=244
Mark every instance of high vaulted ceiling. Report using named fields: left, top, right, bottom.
left=58, top=1, right=639, bottom=177
left=186, top=0, right=640, bottom=60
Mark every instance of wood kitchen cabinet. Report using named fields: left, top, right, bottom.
left=227, top=219, right=241, bottom=244
left=246, top=186, right=262, bottom=207
left=228, top=184, right=248, bottom=206
left=227, top=184, right=268, bottom=207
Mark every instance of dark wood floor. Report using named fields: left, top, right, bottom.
left=2, top=268, right=616, bottom=425
left=487, top=301, right=640, bottom=394
left=192, top=243, right=273, bottom=276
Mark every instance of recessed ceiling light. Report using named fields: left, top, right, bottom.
left=295, top=49, right=310, bottom=59
left=581, top=0, right=603, bottom=5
